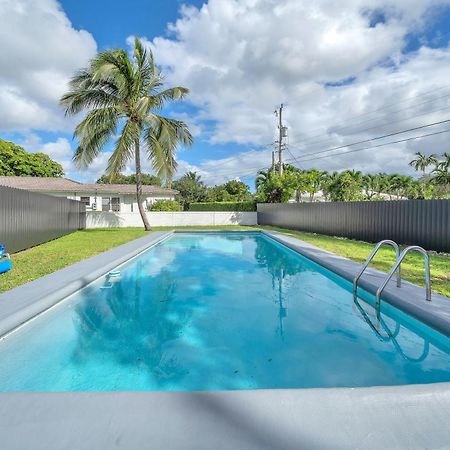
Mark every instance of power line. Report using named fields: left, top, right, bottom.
left=183, top=83, right=450, bottom=176
left=287, top=91, right=450, bottom=149
left=290, top=83, right=450, bottom=143
left=203, top=127, right=450, bottom=179
left=285, top=128, right=450, bottom=165
left=284, top=118, right=450, bottom=162
left=197, top=91, right=450, bottom=175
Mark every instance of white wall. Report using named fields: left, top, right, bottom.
left=40, top=191, right=175, bottom=212
left=86, top=211, right=258, bottom=228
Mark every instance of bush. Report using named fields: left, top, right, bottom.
left=189, top=201, right=256, bottom=212
left=149, top=200, right=183, bottom=211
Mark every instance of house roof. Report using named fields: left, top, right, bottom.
left=0, top=176, right=178, bottom=195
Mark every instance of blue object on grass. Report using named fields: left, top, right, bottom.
left=0, top=243, right=12, bottom=273
left=0, top=255, right=11, bottom=274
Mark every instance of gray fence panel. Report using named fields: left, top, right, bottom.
left=257, top=200, right=450, bottom=252
left=0, top=186, right=86, bottom=253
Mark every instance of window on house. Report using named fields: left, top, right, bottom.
left=102, top=197, right=111, bottom=211
left=111, top=197, right=120, bottom=212
left=80, top=196, right=90, bottom=208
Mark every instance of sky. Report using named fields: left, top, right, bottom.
left=2, top=0, right=450, bottom=188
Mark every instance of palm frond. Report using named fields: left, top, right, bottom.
left=60, top=88, right=119, bottom=116
left=143, top=114, right=192, bottom=181
left=150, top=87, right=189, bottom=110
left=73, top=107, right=118, bottom=168
left=106, top=119, right=141, bottom=176
left=89, top=50, right=135, bottom=99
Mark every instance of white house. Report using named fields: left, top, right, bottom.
left=0, top=176, right=178, bottom=212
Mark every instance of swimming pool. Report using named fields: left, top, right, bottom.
left=0, top=231, right=449, bottom=392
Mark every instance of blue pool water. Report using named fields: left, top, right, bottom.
left=0, top=232, right=449, bottom=392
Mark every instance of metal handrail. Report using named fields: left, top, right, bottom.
left=376, top=245, right=431, bottom=309
left=353, top=240, right=401, bottom=298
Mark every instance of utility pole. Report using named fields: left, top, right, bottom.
left=275, top=104, right=285, bottom=175
left=271, top=149, right=275, bottom=172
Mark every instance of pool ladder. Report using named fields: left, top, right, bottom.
left=353, top=240, right=431, bottom=310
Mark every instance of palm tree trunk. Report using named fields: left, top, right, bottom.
left=135, top=139, right=151, bottom=231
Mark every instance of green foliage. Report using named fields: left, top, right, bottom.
left=173, top=171, right=208, bottom=209
left=324, top=171, right=364, bottom=202
left=97, top=173, right=161, bottom=186
left=149, top=199, right=183, bottom=211
left=207, top=184, right=232, bottom=202
left=256, top=159, right=449, bottom=204
left=0, top=139, right=64, bottom=177
left=256, top=169, right=301, bottom=203
left=222, top=180, right=251, bottom=199
left=189, top=201, right=256, bottom=211
left=207, top=179, right=252, bottom=202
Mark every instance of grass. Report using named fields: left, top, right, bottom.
left=260, top=226, right=450, bottom=298
left=0, top=229, right=147, bottom=294
left=1, top=225, right=449, bottom=297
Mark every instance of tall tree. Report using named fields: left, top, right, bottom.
left=409, top=152, right=438, bottom=192
left=60, top=38, right=192, bottom=230
left=409, top=152, right=437, bottom=176
left=222, top=180, right=251, bottom=200
left=0, top=139, right=64, bottom=177
left=172, top=171, right=208, bottom=209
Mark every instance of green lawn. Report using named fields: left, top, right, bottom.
left=260, top=226, right=450, bottom=298
left=1, top=226, right=449, bottom=297
left=0, top=229, right=147, bottom=294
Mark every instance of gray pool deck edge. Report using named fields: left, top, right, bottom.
left=0, top=229, right=449, bottom=449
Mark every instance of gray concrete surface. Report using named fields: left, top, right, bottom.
left=0, top=229, right=449, bottom=449
left=1, top=384, right=450, bottom=450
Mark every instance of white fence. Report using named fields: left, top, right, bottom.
left=86, top=211, right=258, bottom=228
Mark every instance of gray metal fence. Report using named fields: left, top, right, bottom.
left=257, top=200, right=450, bottom=252
left=0, top=186, right=86, bottom=253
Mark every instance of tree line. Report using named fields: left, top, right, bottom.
left=255, top=152, right=450, bottom=203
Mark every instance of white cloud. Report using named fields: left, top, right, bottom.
left=0, top=0, right=97, bottom=132
left=141, top=0, right=450, bottom=182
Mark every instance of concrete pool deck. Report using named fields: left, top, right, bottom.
left=0, top=229, right=449, bottom=449
left=1, top=383, right=450, bottom=450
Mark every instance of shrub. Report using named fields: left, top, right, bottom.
left=149, top=200, right=183, bottom=211
left=189, top=201, right=256, bottom=212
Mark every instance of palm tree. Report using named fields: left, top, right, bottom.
left=362, top=174, right=378, bottom=200
left=60, top=38, right=193, bottom=230
left=409, top=152, right=438, bottom=186
left=436, top=152, right=450, bottom=171
left=432, top=168, right=450, bottom=185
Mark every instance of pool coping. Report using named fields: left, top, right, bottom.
left=0, top=229, right=449, bottom=449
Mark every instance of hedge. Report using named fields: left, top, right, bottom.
left=189, top=201, right=256, bottom=212
left=149, top=199, right=183, bottom=211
